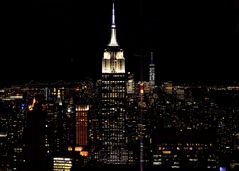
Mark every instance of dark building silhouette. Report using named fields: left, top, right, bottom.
left=23, top=94, right=50, bottom=171
left=0, top=102, right=11, bottom=170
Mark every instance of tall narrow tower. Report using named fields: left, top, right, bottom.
left=102, top=2, right=125, bottom=74
left=98, top=2, right=132, bottom=165
left=149, top=52, right=155, bottom=89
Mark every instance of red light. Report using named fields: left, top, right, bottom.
left=140, top=83, right=144, bottom=94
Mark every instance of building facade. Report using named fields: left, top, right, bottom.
left=95, top=2, right=133, bottom=165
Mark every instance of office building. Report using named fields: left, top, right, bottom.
left=96, top=2, right=133, bottom=165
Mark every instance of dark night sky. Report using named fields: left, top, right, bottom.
left=1, top=0, right=239, bottom=86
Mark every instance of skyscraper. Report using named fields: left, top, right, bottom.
left=75, top=105, right=89, bottom=146
left=149, top=52, right=155, bottom=90
left=97, top=2, right=133, bottom=165
left=24, top=95, right=49, bottom=171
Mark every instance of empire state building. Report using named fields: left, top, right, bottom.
left=98, top=2, right=133, bottom=165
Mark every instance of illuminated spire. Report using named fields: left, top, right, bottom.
left=149, top=51, right=155, bottom=88
left=108, top=2, right=119, bottom=47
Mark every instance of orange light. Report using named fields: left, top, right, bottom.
left=68, top=146, right=73, bottom=151
left=75, top=146, right=83, bottom=152
left=162, top=150, right=171, bottom=154
left=80, top=151, right=89, bottom=157
left=28, top=97, right=36, bottom=111
left=140, top=83, right=144, bottom=94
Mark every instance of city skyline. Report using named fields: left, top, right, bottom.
left=1, top=65, right=239, bottom=170
left=1, top=0, right=239, bottom=86
left=1, top=2, right=239, bottom=170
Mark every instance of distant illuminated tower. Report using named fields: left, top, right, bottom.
left=149, top=52, right=155, bottom=89
left=127, top=72, right=135, bottom=94
left=98, top=2, right=133, bottom=164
